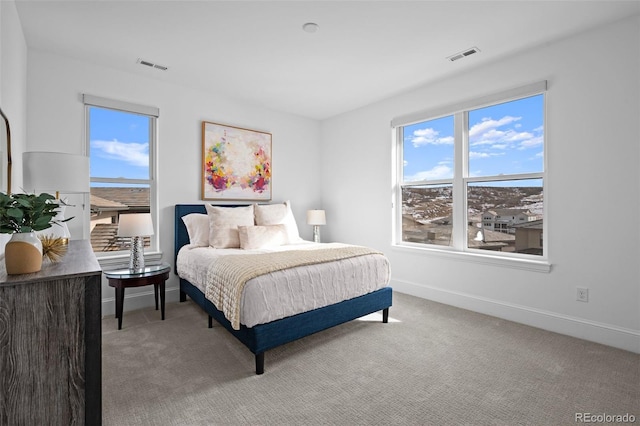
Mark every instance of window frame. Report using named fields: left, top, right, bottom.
left=392, top=81, right=550, bottom=272
left=83, top=95, right=160, bottom=261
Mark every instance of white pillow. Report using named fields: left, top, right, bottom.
left=181, top=213, right=209, bottom=247
left=254, top=200, right=302, bottom=243
left=205, top=204, right=255, bottom=248
left=238, top=224, right=288, bottom=250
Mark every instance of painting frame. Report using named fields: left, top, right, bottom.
left=201, top=121, right=272, bottom=201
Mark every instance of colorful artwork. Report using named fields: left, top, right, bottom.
left=202, top=121, right=272, bottom=201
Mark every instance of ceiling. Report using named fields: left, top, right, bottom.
left=14, top=1, right=640, bottom=120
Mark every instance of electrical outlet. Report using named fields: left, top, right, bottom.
left=577, top=287, right=589, bottom=302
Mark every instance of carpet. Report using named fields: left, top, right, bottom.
left=102, top=292, right=639, bottom=425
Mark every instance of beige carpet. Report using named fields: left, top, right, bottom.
left=102, top=292, right=639, bottom=425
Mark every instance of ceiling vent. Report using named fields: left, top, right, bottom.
left=136, top=58, right=168, bottom=71
left=447, top=47, right=480, bottom=62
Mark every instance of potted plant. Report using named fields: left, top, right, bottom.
left=0, top=192, right=67, bottom=274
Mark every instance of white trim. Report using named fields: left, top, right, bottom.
left=392, top=278, right=640, bottom=354
left=82, top=94, right=159, bottom=117
left=391, top=80, right=547, bottom=128
left=392, top=244, right=551, bottom=272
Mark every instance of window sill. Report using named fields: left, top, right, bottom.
left=391, top=244, right=551, bottom=273
left=96, top=251, right=164, bottom=270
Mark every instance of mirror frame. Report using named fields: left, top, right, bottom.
left=0, top=107, right=11, bottom=195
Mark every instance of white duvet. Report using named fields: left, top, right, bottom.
left=176, top=241, right=390, bottom=328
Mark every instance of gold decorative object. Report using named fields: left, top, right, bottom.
left=39, top=234, right=68, bottom=263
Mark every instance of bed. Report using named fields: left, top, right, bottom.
left=174, top=203, right=393, bottom=374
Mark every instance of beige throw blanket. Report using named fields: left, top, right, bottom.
left=204, top=246, right=383, bottom=330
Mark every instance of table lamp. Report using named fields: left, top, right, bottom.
left=22, top=152, right=90, bottom=244
left=117, top=213, right=154, bottom=271
left=306, top=209, right=326, bottom=243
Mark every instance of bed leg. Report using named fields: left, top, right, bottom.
left=255, top=353, right=265, bottom=375
left=382, top=308, right=389, bottom=323
left=179, top=290, right=186, bottom=303
left=208, top=316, right=213, bottom=329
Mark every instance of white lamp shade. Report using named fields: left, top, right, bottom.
left=117, top=213, right=154, bottom=237
left=306, top=210, right=326, bottom=226
left=23, top=152, right=90, bottom=194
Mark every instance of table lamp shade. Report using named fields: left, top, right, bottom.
left=306, top=210, right=326, bottom=225
left=22, top=152, right=90, bottom=194
left=117, top=213, right=154, bottom=237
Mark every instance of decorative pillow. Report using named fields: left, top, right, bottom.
left=181, top=213, right=210, bottom=247
left=238, top=224, right=288, bottom=250
left=254, top=200, right=302, bottom=243
left=205, top=204, right=255, bottom=248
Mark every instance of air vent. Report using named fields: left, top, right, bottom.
left=447, top=47, right=480, bottom=62
left=136, top=58, right=168, bottom=71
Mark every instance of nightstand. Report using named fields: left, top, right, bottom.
left=104, top=263, right=171, bottom=330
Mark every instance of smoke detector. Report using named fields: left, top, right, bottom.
left=447, top=47, right=480, bottom=62
left=136, top=58, right=168, bottom=71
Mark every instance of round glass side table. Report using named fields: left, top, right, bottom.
left=104, top=263, right=171, bottom=330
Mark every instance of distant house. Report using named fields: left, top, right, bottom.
left=90, top=187, right=150, bottom=252
left=481, top=209, right=541, bottom=235
left=511, top=219, right=544, bottom=255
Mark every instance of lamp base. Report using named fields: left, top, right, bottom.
left=129, top=236, right=145, bottom=271
left=313, top=225, right=321, bottom=243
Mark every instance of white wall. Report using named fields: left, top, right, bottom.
left=25, top=49, right=321, bottom=314
left=0, top=0, right=27, bottom=194
left=320, top=16, right=640, bottom=353
left=14, top=7, right=640, bottom=352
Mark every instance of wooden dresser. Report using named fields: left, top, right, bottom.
left=0, top=239, right=102, bottom=425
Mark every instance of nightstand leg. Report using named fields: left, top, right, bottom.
left=160, top=280, right=166, bottom=320
left=154, top=283, right=159, bottom=310
left=115, top=287, right=125, bottom=330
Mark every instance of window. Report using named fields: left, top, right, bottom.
left=393, top=82, right=547, bottom=264
left=83, top=95, right=158, bottom=255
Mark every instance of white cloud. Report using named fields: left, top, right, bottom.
left=92, top=139, right=149, bottom=167
left=469, top=114, right=544, bottom=154
left=404, top=164, right=452, bottom=181
left=469, top=116, right=521, bottom=138
left=518, top=135, right=543, bottom=149
left=409, top=127, right=453, bottom=147
left=469, top=151, right=490, bottom=159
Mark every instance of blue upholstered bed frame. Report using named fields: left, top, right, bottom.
left=174, top=204, right=393, bottom=374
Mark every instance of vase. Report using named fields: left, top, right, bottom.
left=5, top=232, right=43, bottom=274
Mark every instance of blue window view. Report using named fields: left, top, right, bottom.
left=400, top=93, right=545, bottom=256
left=89, top=107, right=150, bottom=181
left=468, top=95, right=544, bottom=177
left=402, top=115, right=454, bottom=182
left=88, top=106, right=152, bottom=253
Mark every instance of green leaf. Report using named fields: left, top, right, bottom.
left=6, top=208, right=23, bottom=219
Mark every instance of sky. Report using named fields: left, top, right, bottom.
left=402, top=94, right=544, bottom=184
left=89, top=95, right=543, bottom=188
left=89, top=107, right=150, bottom=184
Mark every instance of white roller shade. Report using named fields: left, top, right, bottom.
left=391, top=80, right=547, bottom=128
left=83, top=94, right=159, bottom=117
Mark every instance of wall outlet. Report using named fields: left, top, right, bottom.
left=577, top=287, right=589, bottom=302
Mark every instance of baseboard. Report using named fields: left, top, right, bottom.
left=392, top=279, right=640, bottom=354
left=101, top=286, right=181, bottom=317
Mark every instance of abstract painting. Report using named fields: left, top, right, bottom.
left=202, top=121, right=272, bottom=201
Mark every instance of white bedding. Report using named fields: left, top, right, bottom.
left=176, top=241, right=390, bottom=328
